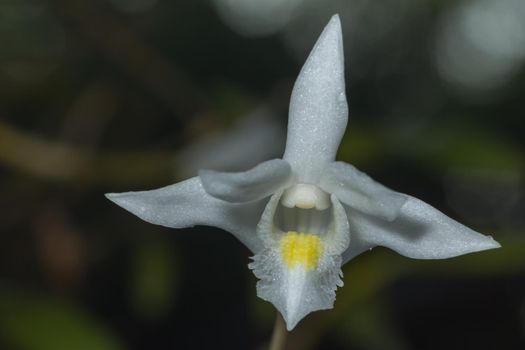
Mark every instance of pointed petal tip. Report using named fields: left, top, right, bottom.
left=483, top=236, right=502, bottom=250
left=307, top=14, right=342, bottom=56
left=323, top=14, right=342, bottom=41
left=284, top=319, right=295, bottom=332
left=329, top=13, right=341, bottom=26
left=456, top=235, right=501, bottom=258
left=103, top=191, right=142, bottom=214
left=463, top=231, right=501, bottom=255
left=104, top=192, right=120, bottom=204
left=281, top=309, right=301, bottom=331
left=105, top=192, right=127, bottom=205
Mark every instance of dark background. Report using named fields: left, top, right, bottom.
left=1, top=0, right=524, bottom=349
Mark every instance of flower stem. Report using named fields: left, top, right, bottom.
left=269, top=312, right=287, bottom=350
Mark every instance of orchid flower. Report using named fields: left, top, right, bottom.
left=106, top=15, right=500, bottom=331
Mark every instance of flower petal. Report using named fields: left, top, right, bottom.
left=250, top=192, right=349, bottom=330
left=283, top=14, right=348, bottom=183
left=325, top=194, right=351, bottom=255
left=105, top=177, right=266, bottom=252
left=320, top=162, right=408, bottom=221
left=250, top=251, right=343, bottom=331
left=343, top=195, right=501, bottom=263
left=199, top=159, right=292, bottom=203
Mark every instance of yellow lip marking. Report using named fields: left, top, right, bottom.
left=280, top=231, right=322, bottom=270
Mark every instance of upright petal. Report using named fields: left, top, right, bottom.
left=199, top=159, right=291, bottom=203
left=320, top=162, right=408, bottom=221
left=283, top=14, right=348, bottom=183
left=106, top=177, right=266, bottom=252
left=343, top=195, right=501, bottom=263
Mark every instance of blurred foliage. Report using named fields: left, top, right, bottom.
left=0, top=288, right=122, bottom=350
left=130, top=238, right=178, bottom=318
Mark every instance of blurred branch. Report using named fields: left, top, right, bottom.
left=0, top=80, right=293, bottom=185
left=60, top=81, right=118, bottom=147
left=0, top=119, right=174, bottom=186
left=48, top=0, right=208, bottom=118
left=269, top=313, right=287, bottom=350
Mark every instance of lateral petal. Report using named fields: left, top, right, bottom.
left=199, top=159, right=291, bottom=203
left=106, top=177, right=266, bottom=252
left=321, top=162, right=408, bottom=221
left=343, top=195, right=501, bottom=263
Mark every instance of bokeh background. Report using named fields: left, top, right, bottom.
left=1, top=0, right=525, bottom=349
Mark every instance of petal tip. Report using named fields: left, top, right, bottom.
left=280, top=305, right=305, bottom=331
left=483, top=236, right=502, bottom=250
left=321, top=14, right=343, bottom=46
left=461, top=232, right=502, bottom=255
left=105, top=192, right=117, bottom=199
left=105, top=192, right=122, bottom=203
left=459, top=234, right=501, bottom=257
left=104, top=191, right=141, bottom=213
left=284, top=318, right=296, bottom=332
left=105, top=192, right=132, bottom=208
left=329, top=13, right=341, bottom=27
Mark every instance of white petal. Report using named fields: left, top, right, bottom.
left=325, top=194, right=351, bottom=255
left=199, top=159, right=291, bottom=203
left=105, top=177, right=266, bottom=252
left=320, top=162, right=408, bottom=221
left=343, top=195, right=501, bottom=263
left=283, top=15, right=348, bottom=183
left=250, top=192, right=349, bottom=330
left=255, top=190, right=284, bottom=245
left=250, top=249, right=343, bottom=331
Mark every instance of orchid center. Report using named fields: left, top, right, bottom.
left=273, top=185, right=332, bottom=272
left=280, top=231, right=322, bottom=270
left=281, top=184, right=330, bottom=210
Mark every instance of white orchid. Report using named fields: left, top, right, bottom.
left=106, top=15, right=500, bottom=331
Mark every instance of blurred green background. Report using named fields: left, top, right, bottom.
left=1, top=0, right=524, bottom=349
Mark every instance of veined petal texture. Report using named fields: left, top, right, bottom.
left=343, top=195, right=501, bottom=263
left=106, top=177, right=266, bottom=253
left=250, top=249, right=343, bottom=331
left=321, top=162, right=408, bottom=221
left=250, top=192, right=349, bottom=330
left=283, top=15, right=348, bottom=183
left=199, top=159, right=292, bottom=203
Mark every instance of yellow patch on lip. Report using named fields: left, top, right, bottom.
left=280, top=231, right=322, bottom=270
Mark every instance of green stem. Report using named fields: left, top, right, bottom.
left=269, top=312, right=287, bottom=350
